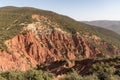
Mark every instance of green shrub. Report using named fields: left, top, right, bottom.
left=60, top=71, right=82, bottom=80
left=0, top=75, right=6, bottom=80
left=82, top=74, right=99, bottom=80
left=0, top=69, right=54, bottom=80
left=60, top=70, right=99, bottom=80
left=25, top=69, right=54, bottom=80
left=0, top=70, right=26, bottom=80
left=114, top=69, right=120, bottom=76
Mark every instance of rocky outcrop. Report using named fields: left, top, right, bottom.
left=0, top=27, right=119, bottom=71
left=0, top=50, right=32, bottom=71
left=0, top=31, right=83, bottom=71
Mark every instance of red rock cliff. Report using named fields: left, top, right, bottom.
left=0, top=29, right=119, bottom=71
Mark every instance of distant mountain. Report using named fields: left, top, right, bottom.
left=83, top=20, right=120, bottom=34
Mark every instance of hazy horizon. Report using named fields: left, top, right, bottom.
left=0, top=0, right=120, bottom=21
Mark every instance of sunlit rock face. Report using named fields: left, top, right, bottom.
left=0, top=15, right=119, bottom=71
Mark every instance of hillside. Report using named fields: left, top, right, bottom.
left=83, top=20, right=120, bottom=34
left=0, top=6, right=120, bottom=80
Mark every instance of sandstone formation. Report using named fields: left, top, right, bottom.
left=0, top=15, right=119, bottom=71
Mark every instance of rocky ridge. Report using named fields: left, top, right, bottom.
left=0, top=14, right=119, bottom=71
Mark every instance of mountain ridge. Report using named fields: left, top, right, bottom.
left=0, top=6, right=120, bottom=80
left=83, top=20, right=120, bottom=34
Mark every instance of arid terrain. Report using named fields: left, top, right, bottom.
left=0, top=7, right=120, bottom=80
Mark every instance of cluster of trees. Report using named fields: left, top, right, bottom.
left=0, top=68, right=120, bottom=80
left=61, top=57, right=120, bottom=80
left=0, top=69, right=54, bottom=80
left=0, top=57, right=120, bottom=80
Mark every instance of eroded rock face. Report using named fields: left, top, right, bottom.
left=0, top=20, right=119, bottom=71
left=0, top=30, right=89, bottom=71
left=0, top=30, right=119, bottom=71
left=0, top=50, right=32, bottom=71
left=0, top=29, right=119, bottom=71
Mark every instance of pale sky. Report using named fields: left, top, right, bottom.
left=0, top=0, right=120, bottom=21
